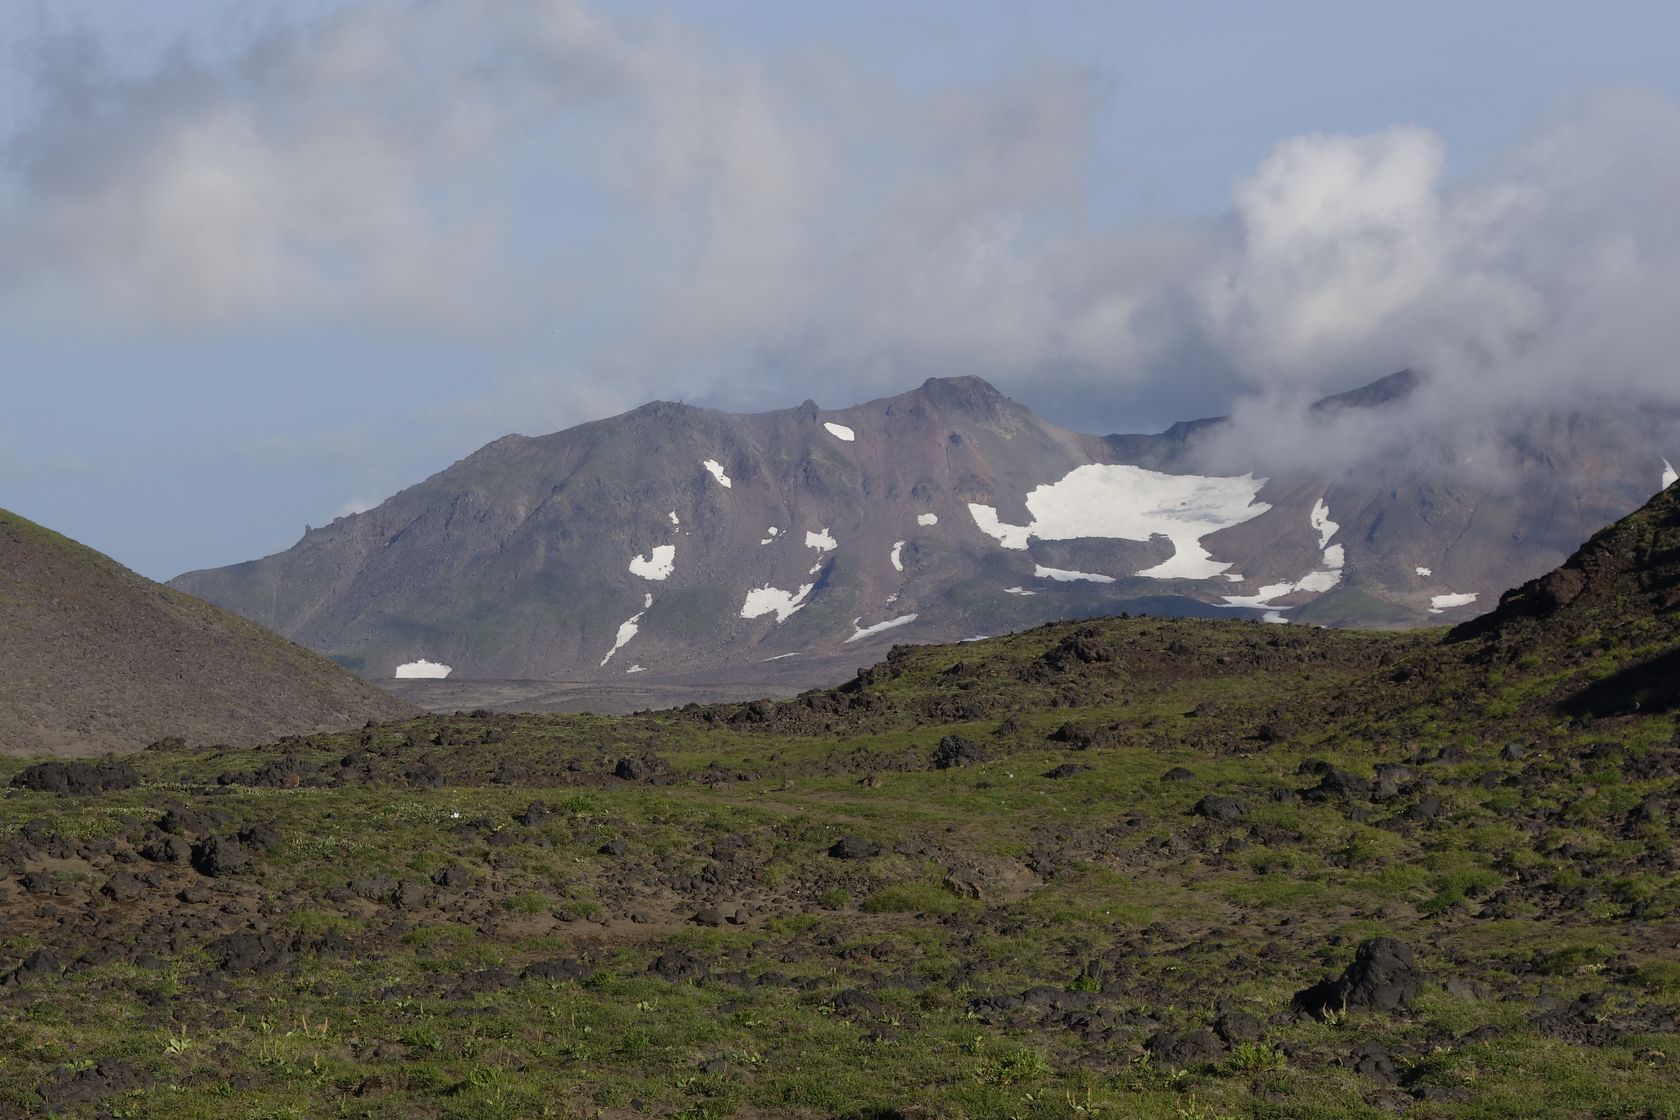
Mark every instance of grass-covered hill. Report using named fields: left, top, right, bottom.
left=0, top=507, right=415, bottom=756
left=1, top=488, right=1678, bottom=1118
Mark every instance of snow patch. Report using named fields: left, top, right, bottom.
left=1033, top=564, right=1115, bottom=584
left=823, top=421, right=855, bottom=442
left=643, top=592, right=653, bottom=608
left=761, top=652, right=801, bottom=662
left=740, top=584, right=814, bottom=623
left=890, top=541, right=905, bottom=571
left=917, top=512, right=938, bottom=526
left=967, top=464, right=1271, bottom=579
left=1415, top=566, right=1432, bottom=577
left=1003, top=586, right=1036, bottom=596
left=1665, top=459, right=1678, bottom=489
left=600, top=613, right=643, bottom=666
left=668, top=510, right=680, bottom=526
left=1219, top=498, right=1345, bottom=610
left=1429, top=592, right=1479, bottom=614
left=628, top=544, right=676, bottom=581
left=625, top=664, right=645, bottom=674
left=1261, top=611, right=1290, bottom=625
left=845, top=614, right=919, bottom=643
left=702, top=459, right=732, bottom=488
left=806, top=527, right=837, bottom=552
left=1310, top=498, right=1340, bottom=550
left=1221, top=583, right=1301, bottom=610
left=394, top=659, right=451, bottom=679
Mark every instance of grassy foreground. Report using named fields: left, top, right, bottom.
left=2, top=606, right=1677, bottom=1119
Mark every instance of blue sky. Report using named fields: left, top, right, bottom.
left=4, top=0, right=1680, bottom=579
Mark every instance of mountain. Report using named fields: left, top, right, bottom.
left=170, top=375, right=1677, bottom=685
left=0, top=508, right=415, bottom=755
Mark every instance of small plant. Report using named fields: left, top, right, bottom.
left=1174, top=1095, right=1237, bottom=1120
left=1223, top=1041, right=1287, bottom=1075
left=162, top=1029, right=192, bottom=1055
left=984, top=1047, right=1051, bottom=1086
left=815, top=887, right=850, bottom=910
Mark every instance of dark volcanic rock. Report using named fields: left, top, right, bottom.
left=931, top=735, right=986, bottom=770
left=10, top=760, right=139, bottom=795
left=37, top=1060, right=152, bottom=1112
left=190, top=834, right=252, bottom=878
left=1191, top=795, right=1249, bottom=823
left=828, top=836, right=882, bottom=860
left=1294, top=937, right=1423, bottom=1018
left=1147, top=1029, right=1225, bottom=1068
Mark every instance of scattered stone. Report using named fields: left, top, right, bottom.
left=1192, top=795, right=1249, bottom=823
left=1213, top=1011, right=1263, bottom=1045
left=1293, top=937, right=1423, bottom=1019
left=100, top=872, right=146, bottom=902
left=190, top=834, right=252, bottom=878
left=828, top=836, right=881, bottom=860
left=931, top=735, right=986, bottom=770
left=1352, top=1041, right=1398, bottom=1084
left=10, top=760, right=140, bottom=795
left=1147, top=1029, right=1225, bottom=1068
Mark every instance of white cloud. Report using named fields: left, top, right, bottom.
left=1, top=4, right=1678, bottom=480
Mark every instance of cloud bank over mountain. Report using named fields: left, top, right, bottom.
left=3, top=1, right=1678, bottom=575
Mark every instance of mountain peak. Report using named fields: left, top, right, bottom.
left=914, top=375, right=1009, bottom=416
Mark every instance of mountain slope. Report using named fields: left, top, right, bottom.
left=171, top=375, right=1676, bottom=684
left=0, top=508, right=415, bottom=755
left=1446, top=477, right=1680, bottom=713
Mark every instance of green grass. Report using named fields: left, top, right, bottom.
left=2, top=613, right=1678, bottom=1117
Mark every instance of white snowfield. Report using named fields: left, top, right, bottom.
left=823, top=421, right=856, bottom=442
left=806, top=528, right=837, bottom=552
left=917, top=512, right=938, bottom=526
left=1429, top=592, right=1479, bottom=614
left=1310, top=499, right=1340, bottom=549
left=668, top=510, right=680, bottom=526
left=845, top=613, right=919, bottom=643
left=1415, top=566, right=1433, bottom=577
left=625, top=664, right=645, bottom=674
left=1665, top=459, right=1678, bottom=489
left=628, top=544, right=675, bottom=581
left=890, top=541, right=905, bottom=571
left=394, top=659, right=452, bottom=679
left=702, top=459, right=732, bottom=488
left=967, top=464, right=1271, bottom=579
left=1034, top=564, right=1115, bottom=584
left=600, top=612, right=643, bottom=666
left=1003, top=586, right=1036, bottom=596
left=1219, top=498, right=1345, bottom=614
left=740, top=583, right=814, bottom=623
